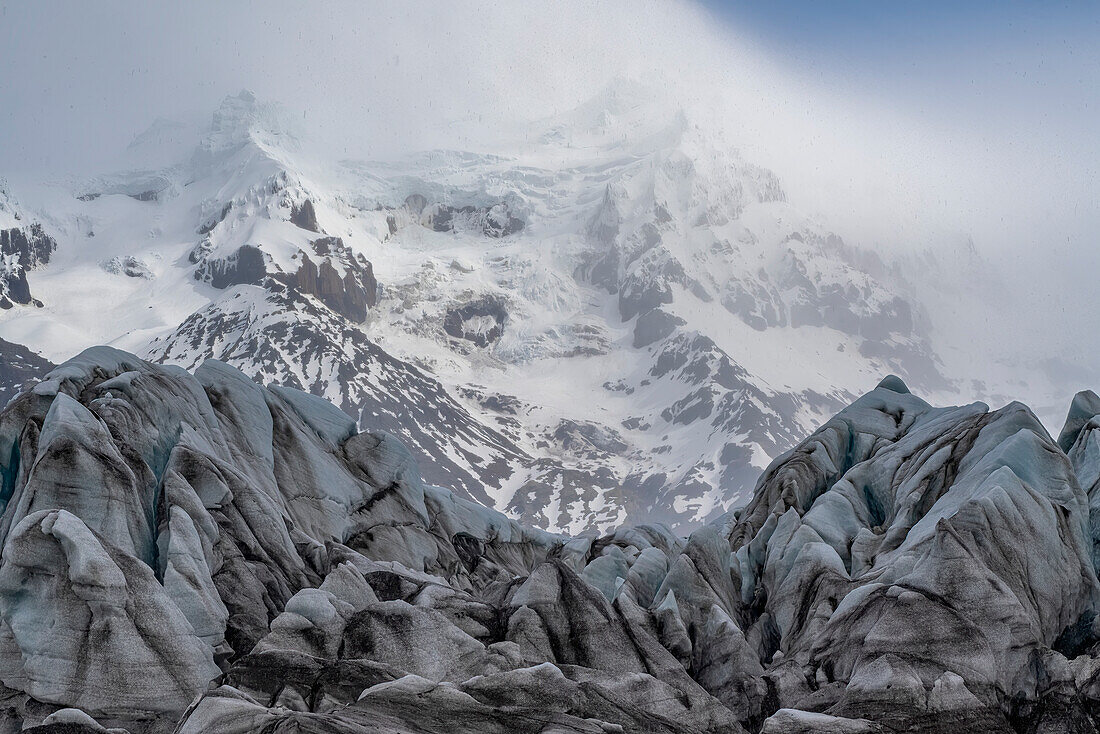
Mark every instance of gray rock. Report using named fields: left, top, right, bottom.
left=443, top=296, right=508, bottom=347
left=632, top=307, right=686, bottom=348
left=271, top=237, right=378, bottom=321
left=0, top=223, right=55, bottom=309
left=102, top=256, right=154, bottom=279
left=290, top=199, right=320, bottom=232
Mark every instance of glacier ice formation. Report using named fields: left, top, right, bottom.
left=1, top=350, right=1100, bottom=732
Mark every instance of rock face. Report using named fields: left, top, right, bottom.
left=5, top=349, right=1100, bottom=733
left=192, top=237, right=377, bottom=322
left=443, top=295, right=508, bottom=347
left=0, top=223, right=56, bottom=308
left=411, top=198, right=525, bottom=238
left=193, top=244, right=267, bottom=288
left=290, top=199, right=320, bottom=232
left=102, top=255, right=154, bottom=279
left=273, top=236, right=378, bottom=322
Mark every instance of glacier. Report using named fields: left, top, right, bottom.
left=0, top=348, right=1098, bottom=731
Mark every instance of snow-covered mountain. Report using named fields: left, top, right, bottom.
left=0, top=85, right=1049, bottom=532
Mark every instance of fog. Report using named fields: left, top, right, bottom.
left=3, top=2, right=1095, bottom=249
left=2, top=0, right=1098, bottom=411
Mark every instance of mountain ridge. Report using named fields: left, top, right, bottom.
left=0, top=86, right=1069, bottom=532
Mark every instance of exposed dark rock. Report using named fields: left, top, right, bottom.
left=443, top=296, right=508, bottom=347
left=195, top=244, right=267, bottom=288
left=578, top=245, right=622, bottom=295
left=618, top=258, right=678, bottom=320
left=102, top=256, right=154, bottom=279
left=193, top=236, right=377, bottom=321
left=418, top=201, right=524, bottom=238
left=0, top=268, right=35, bottom=309
left=552, top=420, right=628, bottom=456
left=633, top=307, right=686, bottom=348
left=0, top=225, right=54, bottom=270
left=721, top=278, right=786, bottom=331
left=290, top=199, right=321, bottom=232
left=0, top=224, right=56, bottom=308
left=273, top=237, right=378, bottom=322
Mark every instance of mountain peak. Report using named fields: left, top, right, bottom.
left=533, top=77, right=684, bottom=150
left=197, top=90, right=301, bottom=161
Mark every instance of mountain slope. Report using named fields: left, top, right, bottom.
left=0, top=85, right=1040, bottom=532
left=0, top=337, right=53, bottom=406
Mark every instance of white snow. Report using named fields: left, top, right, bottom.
left=0, top=85, right=1077, bottom=532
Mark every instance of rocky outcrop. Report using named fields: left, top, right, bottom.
left=102, top=255, right=154, bottom=279
left=290, top=199, right=320, bottom=232
left=0, top=223, right=56, bottom=308
left=193, top=238, right=377, bottom=321
left=193, top=243, right=268, bottom=288
left=406, top=195, right=525, bottom=238
left=443, top=295, right=508, bottom=347
left=633, top=307, right=686, bottom=348
left=273, top=237, right=377, bottom=322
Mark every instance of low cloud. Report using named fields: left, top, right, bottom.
left=2, top=0, right=1097, bottom=402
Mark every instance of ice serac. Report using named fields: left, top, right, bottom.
left=1059, top=389, right=1100, bottom=570
left=4, top=347, right=1100, bottom=732
left=743, top=383, right=1100, bottom=732
left=0, top=509, right=219, bottom=716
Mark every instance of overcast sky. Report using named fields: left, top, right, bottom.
left=1, top=0, right=1097, bottom=330
left=706, top=0, right=1100, bottom=241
